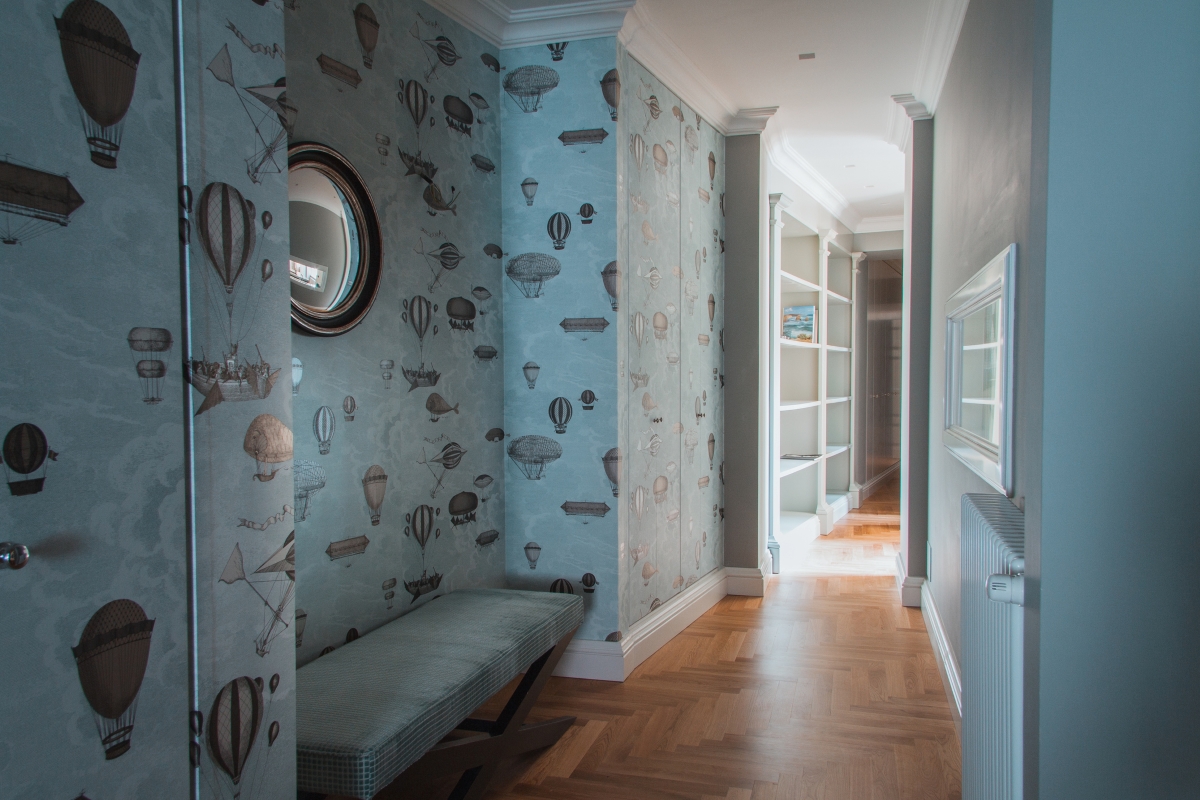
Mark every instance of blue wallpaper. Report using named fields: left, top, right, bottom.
left=616, top=46, right=725, bottom=630
left=501, top=38, right=620, bottom=642
left=286, top=0, right=506, bottom=666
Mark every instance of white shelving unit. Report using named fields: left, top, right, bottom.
left=768, top=195, right=862, bottom=565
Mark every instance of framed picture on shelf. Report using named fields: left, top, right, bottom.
left=782, top=305, right=815, bottom=343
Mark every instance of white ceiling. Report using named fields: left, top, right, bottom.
left=426, top=0, right=970, bottom=232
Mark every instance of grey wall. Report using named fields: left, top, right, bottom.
left=1036, top=0, right=1200, bottom=795
left=723, top=134, right=765, bottom=570
left=927, top=0, right=1040, bottom=659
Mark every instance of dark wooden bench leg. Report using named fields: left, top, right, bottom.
left=401, top=628, right=578, bottom=799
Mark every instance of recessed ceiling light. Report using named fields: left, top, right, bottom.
left=798, top=53, right=816, bottom=60
left=845, top=164, right=856, bottom=168
left=865, top=184, right=875, bottom=188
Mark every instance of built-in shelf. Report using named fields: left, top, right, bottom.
left=825, top=443, right=849, bottom=457
left=826, top=396, right=849, bottom=405
left=781, top=272, right=821, bottom=293
left=826, top=345, right=851, bottom=353
left=827, top=289, right=851, bottom=304
left=780, top=338, right=819, bottom=349
left=963, top=342, right=1001, bottom=351
left=780, top=399, right=820, bottom=411
left=962, top=398, right=998, bottom=405
left=779, top=457, right=820, bottom=478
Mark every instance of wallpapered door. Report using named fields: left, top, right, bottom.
left=286, top=0, right=506, bottom=665
left=501, top=37, right=621, bottom=642
left=616, top=47, right=725, bottom=630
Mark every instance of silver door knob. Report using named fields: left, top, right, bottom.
left=0, top=543, right=30, bottom=570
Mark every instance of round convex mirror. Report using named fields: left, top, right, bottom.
left=287, top=143, right=382, bottom=335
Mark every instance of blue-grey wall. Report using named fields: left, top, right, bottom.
left=286, top=0, right=506, bottom=665
left=1036, top=0, right=1200, bottom=795
left=500, top=38, right=620, bottom=641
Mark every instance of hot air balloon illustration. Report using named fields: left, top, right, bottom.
left=401, top=294, right=437, bottom=357
left=630, top=485, right=648, bottom=520
left=652, top=143, right=668, bottom=175
left=708, top=433, right=716, bottom=469
left=363, top=465, right=388, bottom=525
left=476, top=530, right=499, bottom=548
left=448, top=491, right=478, bottom=525
left=55, top=0, right=140, bottom=168
left=546, top=41, right=568, bottom=61
left=405, top=504, right=441, bottom=556
left=505, top=252, right=561, bottom=298
left=520, top=177, right=538, bottom=206
left=548, top=397, right=573, bottom=434
left=218, top=531, right=295, bottom=657
left=508, top=435, right=561, bottom=480
left=3, top=423, right=57, bottom=496
left=546, top=212, right=571, bottom=250
left=343, top=396, right=357, bottom=421
left=291, top=358, right=303, bottom=395
left=580, top=390, right=597, bottom=410
left=426, top=393, right=460, bottom=422
left=642, top=562, right=659, bottom=586
left=550, top=578, right=574, bottom=594
left=578, top=203, right=595, bottom=224
left=481, top=52, right=500, bottom=72
left=72, top=599, right=154, bottom=759
left=474, top=345, right=498, bottom=362
left=380, top=359, right=394, bottom=389
left=353, top=4, right=379, bottom=68
left=443, top=95, right=474, bottom=136
left=413, top=25, right=461, bottom=80
left=422, top=181, right=459, bottom=217
left=243, top=414, right=292, bottom=481
left=600, top=69, right=620, bottom=121
left=207, top=676, right=263, bottom=790
left=652, top=311, right=669, bottom=340
left=708, top=293, right=716, bottom=330
left=313, top=406, right=336, bottom=455
left=470, top=154, right=495, bottom=175
left=708, top=151, right=718, bottom=188
left=293, top=460, right=326, bottom=521
left=683, top=125, right=699, bottom=162
left=643, top=95, right=662, bottom=123
left=485, top=428, right=505, bottom=442
left=419, top=441, right=465, bottom=498
left=630, top=312, right=648, bottom=349
left=641, top=220, right=657, bottom=244
left=581, top=573, right=598, bottom=593
left=523, top=541, right=541, bottom=569
left=684, top=280, right=699, bottom=315
left=602, top=261, right=619, bottom=311
left=399, top=78, right=431, bottom=152
left=603, top=448, right=620, bottom=496
left=653, top=475, right=669, bottom=504
left=523, top=362, right=540, bottom=389
left=126, top=327, right=172, bottom=404
left=0, top=158, right=85, bottom=244
left=198, top=181, right=256, bottom=303
left=446, top=297, right=476, bottom=331
left=422, top=240, right=463, bottom=292
left=474, top=474, right=494, bottom=491
left=472, top=285, right=493, bottom=318
left=629, top=134, right=646, bottom=171
left=695, top=396, right=705, bottom=423
left=503, top=65, right=559, bottom=113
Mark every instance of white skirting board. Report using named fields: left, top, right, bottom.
left=921, top=581, right=963, bottom=718
left=894, top=553, right=924, bottom=608
left=553, top=565, right=765, bottom=682
left=859, top=461, right=900, bottom=504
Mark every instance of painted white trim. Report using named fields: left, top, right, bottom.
left=860, top=461, right=901, bottom=504
left=553, top=567, right=728, bottom=681
left=912, top=0, right=971, bottom=115
left=726, top=107, right=778, bottom=136
left=424, top=0, right=635, bottom=48
left=921, top=580, right=963, bottom=717
left=763, top=128, right=863, bottom=233
left=725, top=563, right=769, bottom=597
left=856, top=214, right=905, bottom=234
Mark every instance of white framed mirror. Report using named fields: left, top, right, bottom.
left=943, top=243, right=1015, bottom=495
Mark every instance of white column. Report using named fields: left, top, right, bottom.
left=766, top=193, right=791, bottom=574
left=815, top=230, right=836, bottom=533
left=848, top=251, right=867, bottom=508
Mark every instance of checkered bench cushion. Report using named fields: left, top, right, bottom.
left=295, top=589, right=583, bottom=798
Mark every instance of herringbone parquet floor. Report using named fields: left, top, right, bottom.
left=380, top=476, right=961, bottom=800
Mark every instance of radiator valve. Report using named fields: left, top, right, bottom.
left=986, top=573, right=1024, bottom=606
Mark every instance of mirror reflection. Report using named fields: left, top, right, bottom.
left=289, top=165, right=361, bottom=313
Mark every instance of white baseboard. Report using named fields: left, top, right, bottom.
left=553, top=567, right=729, bottom=682
left=725, top=562, right=769, bottom=596
left=921, top=581, right=962, bottom=718
left=894, top=553, right=924, bottom=608
left=860, top=461, right=900, bottom=504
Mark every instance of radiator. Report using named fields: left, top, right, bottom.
left=961, top=494, right=1025, bottom=800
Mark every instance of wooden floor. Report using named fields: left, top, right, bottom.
left=379, top=476, right=961, bottom=800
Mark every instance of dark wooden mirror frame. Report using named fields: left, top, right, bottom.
left=287, top=142, right=383, bottom=336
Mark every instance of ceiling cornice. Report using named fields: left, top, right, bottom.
left=423, top=0, right=636, bottom=49
left=884, top=0, right=970, bottom=150
left=763, top=126, right=863, bottom=233
left=855, top=214, right=904, bottom=233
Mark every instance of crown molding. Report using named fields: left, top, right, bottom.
left=618, top=3, right=739, bottom=133
left=423, top=0, right=636, bottom=49
left=763, top=127, right=863, bottom=233
left=884, top=0, right=969, bottom=150
left=726, top=106, right=778, bottom=136
left=856, top=214, right=905, bottom=233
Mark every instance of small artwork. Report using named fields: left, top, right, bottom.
left=782, top=305, right=815, bottom=343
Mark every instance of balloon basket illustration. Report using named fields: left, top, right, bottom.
left=448, top=491, right=478, bottom=525
left=3, top=423, right=57, bottom=496
left=55, top=0, right=141, bottom=169
left=207, top=676, right=264, bottom=791
left=72, top=599, right=155, bottom=760
left=404, top=569, right=443, bottom=603
left=0, top=158, right=85, bottom=245
left=186, top=346, right=281, bottom=416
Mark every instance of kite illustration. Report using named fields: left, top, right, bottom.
left=218, top=532, right=295, bottom=657
left=206, top=44, right=295, bottom=183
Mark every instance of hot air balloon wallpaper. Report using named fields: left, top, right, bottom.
left=126, top=327, right=172, bottom=404
left=503, top=65, right=559, bottom=113
left=404, top=504, right=442, bottom=602
left=581, top=573, right=598, bottom=593
left=425, top=393, right=460, bottom=421
left=708, top=151, right=717, bottom=189
left=0, top=158, right=84, bottom=244
left=508, top=435, right=561, bottom=480
left=243, top=414, right=292, bottom=481
left=353, top=4, right=379, bottom=68
left=318, top=53, right=362, bottom=87
left=343, top=396, right=357, bottom=421
left=550, top=578, right=574, bottom=594
left=380, top=358, right=395, bottom=389
left=602, top=261, right=620, bottom=311
left=523, top=362, right=540, bottom=389
left=292, top=358, right=303, bottom=395
left=293, top=460, right=326, bottom=521
left=418, top=441, right=465, bottom=498
left=445, top=296, right=476, bottom=330
left=218, top=531, right=295, bottom=656
left=362, top=465, right=388, bottom=525
left=2, top=423, right=57, bottom=496
left=520, top=177, right=539, bottom=206
left=206, top=676, right=263, bottom=792
left=546, top=212, right=571, bottom=250
left=313, top=406, right=336, bottom=455
left=505, top=252, right=561, bottom=298
left=448, top=491, right=478, bottom=525
left=401, top=295, right=441, bottom=390
left=206, top=45, right=291, bottom=183
left=580, top=390, right=597, bottom=410
left=548, top=397, right=573, bottom=434
left=443, top=95, right=474, bottom=136
left=413, top=25, right=461, bottom=81
left=523, top=541, right=541, bottom=569
left=603, top=448, right=620, bottom=496
left=600, top=69, right=620, bottom=121
left=55, top=0, right=140, bottom=168
left=546, top=42, right=568, bottom=61
left=422, top=240, right=463, bottom=292
left=578, top=203, right=595, bottom=224
left=72, top=599, right=154, bottom=759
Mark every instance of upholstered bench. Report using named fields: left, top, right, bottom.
left=295, top=589, right=582, bottom=800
